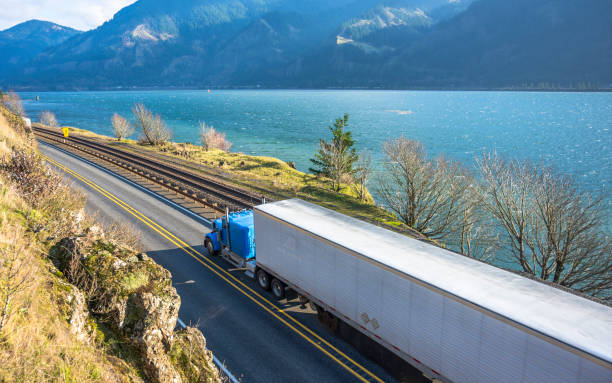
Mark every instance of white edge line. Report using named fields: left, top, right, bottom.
left=38, top=140, right=212, bottom=226
left=177, top=317, right=240, bottom=383
left=213, top=355, right=241, bottom=383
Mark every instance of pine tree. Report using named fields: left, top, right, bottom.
left=309, top=114, right=358, bottom=192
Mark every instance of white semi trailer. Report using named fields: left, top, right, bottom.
left=251, top=199, right=612, bottom=383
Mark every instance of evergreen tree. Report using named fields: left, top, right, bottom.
left=310, top=114, right=358, bottom=192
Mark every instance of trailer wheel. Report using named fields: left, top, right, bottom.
left=327, top=313, right=339, bottom=333
left=256, top=269, right=270, bottom=290
left=315, top=308, right=338, bottom=334
left=205, top=239, right=217, bottom=256
left=271, top=278, right=285, bottom=299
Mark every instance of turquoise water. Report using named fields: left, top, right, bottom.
left=19, top=90, right=611, bottom=198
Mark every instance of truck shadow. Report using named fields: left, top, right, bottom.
left=147, top=245, right=429, bottom=383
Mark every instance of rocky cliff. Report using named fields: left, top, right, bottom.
left=0, top=103, right=220, bottom=383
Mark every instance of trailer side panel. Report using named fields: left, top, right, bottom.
left=253, top=204, right=611, bottom=383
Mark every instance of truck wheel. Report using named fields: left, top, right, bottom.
left=271, top=278, right=285, bottom=300
left=256, top=269, right=270, bottom=290
left=205, top=239, right=216, bottom=256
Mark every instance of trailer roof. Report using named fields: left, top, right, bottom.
left=254, top=199, right=612, bottom=365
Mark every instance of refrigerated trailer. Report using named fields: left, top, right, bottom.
left=205, top=199, right=612, bottom=382
left=252, top=199, right=612, bottom=383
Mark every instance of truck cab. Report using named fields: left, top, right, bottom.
left=204, top=210, right=257, bottom=277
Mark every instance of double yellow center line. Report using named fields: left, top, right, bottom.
left=42, top=153, right=384, bottom=383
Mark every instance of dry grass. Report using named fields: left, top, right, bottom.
left=0, top=108, right=29, bottom=153
left=170, top=328, right=220, bottom=383
left=0, top=183, right=140, bottom=383
left=104, top=221, right=144, bottom=253
left=3, top=110, right=219, bottom=383
left=0, top=108, right=142, bottom=383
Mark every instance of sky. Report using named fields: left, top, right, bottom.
left=0, top=0, right=138, bottom=31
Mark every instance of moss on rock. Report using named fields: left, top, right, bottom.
left=49, top=228, right=218, bottom=383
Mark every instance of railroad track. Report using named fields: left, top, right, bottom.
left=34, top=126, right=266, bottom=214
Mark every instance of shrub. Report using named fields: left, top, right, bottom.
left=1, top=150, right=61, bottom=204
left=0, top=224, right=33, bottom=332
left=40, top=111, right=59, bottom=127
left=0, top=106, right=28, bottom=149
left=2, top=91, right=24, bottom=117
left=110, top=113, right=133, bottom=141
left=200, top=122, right=232, bottom=152
left=132, top=104, right=172, bottom=146
left=351, top=149, right=372, bottom=202
left=0, top=150, right=85, bottom=238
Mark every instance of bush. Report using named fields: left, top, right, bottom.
left=1, top=150, right=61, bottom=204
left=40, top=111, right=59, bottom=127
left=132, top=104, right=171, bottom=146
left=0, top=150, right=86, bottom=238
left=0, top=105, right=28, bottom=148
left=2, top=91, right=24, bottom=117
left=200, top=122, right=232, bottom=152
left=111, top=113, right=133, bottom=141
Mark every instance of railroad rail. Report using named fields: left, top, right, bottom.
left=33, top=126, right=266, bottom=214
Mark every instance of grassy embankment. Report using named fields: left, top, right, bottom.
left=63, top=126, right=414, bottom=233
left=1, top=107, right=220, bottom=383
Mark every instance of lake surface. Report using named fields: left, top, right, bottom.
left=19, top=90, right=611, bottom=201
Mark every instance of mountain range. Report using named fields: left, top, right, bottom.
left=0, top=20, right=81, bottom=76
left=1, top=0, right=611, bottom=90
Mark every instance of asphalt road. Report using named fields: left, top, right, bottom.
left=38, top=141, right=397, bottom=383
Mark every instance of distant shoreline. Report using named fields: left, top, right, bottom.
left=13, top=86, right=612, bottom=93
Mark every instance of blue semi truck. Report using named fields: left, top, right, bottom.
left=204, top=208, right=289, bottom=299
left=204, top=199, right=612, bottom=383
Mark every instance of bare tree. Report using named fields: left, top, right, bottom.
left=478, top=153, right=612, bottom=300
left=453, top=188, right=500, bottom=261
left=111, top=113, right=133, bottom=141
left=376, top=138, right=471, bottom=241
left=0, top=226, right=31, bottom=332
left=39, top=111, right=59, bottom=127
left=352, top=149, right=373, bottom=202
left=3, top=91, right=25, bottom=116
left=132, top=103, right=172, bottom=145
left=200, top=122, right=232, bottom=152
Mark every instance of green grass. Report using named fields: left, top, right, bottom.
left=133, top=142, right=426, bottom=237
left=121, top=271, right=150, bottom=293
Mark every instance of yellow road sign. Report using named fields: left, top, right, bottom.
left=62, top=127, right=69, bottom=138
